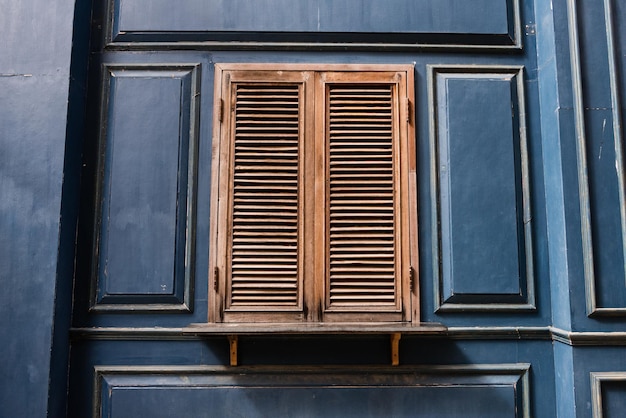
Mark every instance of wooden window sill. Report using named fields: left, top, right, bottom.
left=183, top=322, right=446, bottom=336
left=184, top=322, right=445, bottom=366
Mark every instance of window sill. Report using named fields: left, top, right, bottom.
left=183, top=322, right=446, bottom=336
left=184, top=322, right=446, bottom=366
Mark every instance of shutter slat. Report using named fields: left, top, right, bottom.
left=229, top=83, right=301, bottom=308
left=232, top=251, right=297, bottom=257
left=232, top=270, right=297, bottom=276
left=327, top=84, right=398, bottom=308
left=330, top=226, right=393, bottom=231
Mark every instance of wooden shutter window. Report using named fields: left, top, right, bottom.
left=326, top=84, right=399, bottom=310
left=229, top=83, right=302, bottom=309
left=211, top=64, right=417, bottom=325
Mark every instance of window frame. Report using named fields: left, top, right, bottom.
left=209, top=63, right=419, bottom=326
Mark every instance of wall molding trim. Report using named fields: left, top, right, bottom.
left=567, top=0, right=626, bottom=317
left=70, top=326, right=626, bottom=345
left=101, top=0, right=523, bottom=51
left=590, top=371, right=626, bottom=418
left=93, top=364, right=531, bottom=417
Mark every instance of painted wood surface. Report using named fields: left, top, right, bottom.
left=107, top=0, right=520, bottom=48
left=2, top=0, right=626, bottom=416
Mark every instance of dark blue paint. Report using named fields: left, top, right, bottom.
left=602, top=381, right=626, bottom=418
left=3, top=0, right=626, bottom=416
left=575, top=0, right=626, bottom=313
left=554, top=0, right=626, bottom=329
left=577, top=0, right=613, bottom=108
left=535, top=3, right=575, bottom=329
left=447, top=78, right=520, bottom=295
left=96, top=68, right=195, bottom=306
left=104, top=385, right=516, bottom=418
left=93, top=365, right=527, bottom=418
left=47, top=0, right=94, bottom=415
left=66, top=338, right=555, bottom=417
left=102, top=74, right=181, bottom=295
left=438, top=75, right=523, bottom=297
left=616, top=1, right=626, bottom=130
left=0, top=1, right=76, bottom=417
left=553, top=343, right=576, bottom=418
left=571, top=347, right=626, bottom=417
left=585, top=108, right=626, bottom=309
left=115, top=0, right=512, bottom=35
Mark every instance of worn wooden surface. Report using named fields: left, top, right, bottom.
left=210, top=65, right=416, bottom=325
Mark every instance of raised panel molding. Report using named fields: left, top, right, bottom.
left=429, top=65, right=535, bottom=312
left=567, top=0, right=626, bottom=316
left=94, top=365, right=530, bottom=418
left=90, top=63, right=201, bottom=312
left=103, top=0, right=521, bottom=50
left=591, top=372, right=626, bottom=418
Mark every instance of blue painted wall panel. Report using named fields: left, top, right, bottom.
left=101, top=74, right=182, bottom=296
left=0, top=2, right=75, bottom=416
left=93, top=366, right=527, bottom=418
left=431, top=67, right=533, bottom=311
left=571, top=347, right=626, bottom=418
left=115, top=0, right=511, bottom=34
left=601, top=381, right=626, bottom=418
left=105, top=385, right=516, bottom=418
left=566, top=0, right=626, bottom=321
left=441, top=77, right=521, bottom=294
left=67, top=338, right=554, bottom=417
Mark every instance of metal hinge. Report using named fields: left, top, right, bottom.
left=213, top=266, right=219, bottom=291
left=217, top=99, right=224, bottom=123
left=406, top=99, right=411, bottom=123
left=409, top=266, right=415, bottom=293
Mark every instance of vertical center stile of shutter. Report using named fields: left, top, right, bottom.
left=228, top=83, right=301, bottom=308
left=326, top=84, right=398, bottom=308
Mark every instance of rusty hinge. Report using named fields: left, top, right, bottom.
left=213, top=266, right=219, bottom=291
left=406, top=99, right=412, bottom=123
left=217, top=99, right=224, bottom=123
left=409, top=266, right=415, bottom=293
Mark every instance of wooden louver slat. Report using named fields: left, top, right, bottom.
left=327, top=84, right=399, bottom=308
left=229, top=84, right=301, bottom=308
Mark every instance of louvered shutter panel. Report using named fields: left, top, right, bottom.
left=211, top=65, right=416, bottom=325
left=325, top=82, right=402, bottom=314
left=226, top=82, right=303, bottom=312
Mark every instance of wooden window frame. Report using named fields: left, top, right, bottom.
left=209, top=63, right=419, bottom=326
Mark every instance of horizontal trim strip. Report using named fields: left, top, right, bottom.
left=70, top=326, right=626, bottom=345
left=104, top=41, right=523, bottom=53
left=550, top=328, right=626, bottom=346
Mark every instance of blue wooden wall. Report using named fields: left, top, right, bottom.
left=0, top=1, right=77, bottom=416
left=1, top=0, right=625, bottom=416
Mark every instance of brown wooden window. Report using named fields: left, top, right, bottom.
left=209, top=64, right=418, bottom=326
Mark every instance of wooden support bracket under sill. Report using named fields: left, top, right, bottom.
left=183, top=322, right=447, bottom=367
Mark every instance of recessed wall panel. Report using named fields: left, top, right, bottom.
left=430, top=66, right=534, bottom=311
left=572, top=0, right=626, bottom=315
left=591, top=372, right=626, bottom=418
left=92, top=64, right=200, bottom=312
left=95, top=365, right=529, bottom=418
left=106, top=0, right=521, bottom=49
